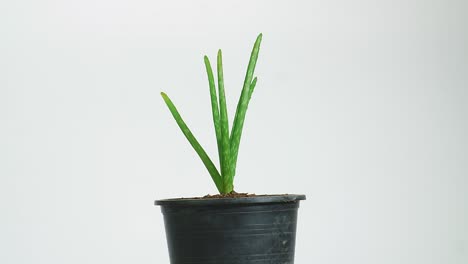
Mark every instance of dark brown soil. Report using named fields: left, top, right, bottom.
left=167, top=192, right=292, bottom=200
left=203, top=191, right=257, bottom=199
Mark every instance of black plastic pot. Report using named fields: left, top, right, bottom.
left=155, top=194, right=306, bottom=264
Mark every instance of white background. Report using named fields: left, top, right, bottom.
left=1, top=0, right=467, bottom=263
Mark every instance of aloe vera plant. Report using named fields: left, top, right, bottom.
left=161, top=34, right=262, bottom=194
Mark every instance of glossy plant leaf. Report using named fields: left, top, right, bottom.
left=249, top=77, right=257, bottom=100
left=203, top=56, right=223, bottom=168
left=217, top=49, right=232, bottom=193
left=230, top=34, right=262, bottom=179
left=160, top=92, right=223, bottom=193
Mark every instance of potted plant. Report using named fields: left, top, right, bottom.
left=156, top=33, right=306, bottom=264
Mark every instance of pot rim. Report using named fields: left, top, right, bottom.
left=155, top=194, right=306, bottom=206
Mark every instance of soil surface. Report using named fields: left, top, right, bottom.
left=171, top=192, right=290, bottom=199
left=203, top=191, right=256, bottom=199
left=156, top=193, right=300, bottom=203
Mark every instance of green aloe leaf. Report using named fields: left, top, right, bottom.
left=160, top=92, right=223, bottom=193
left=230, top=33, right=262, bottom=178
left=203, top=56, right=223, bottom=171
left=249, top=77, right=257, bottom=100
left=217, top=49, right=232, bottom=193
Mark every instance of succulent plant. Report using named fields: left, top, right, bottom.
left=161, top=34, right=262, bottom=194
